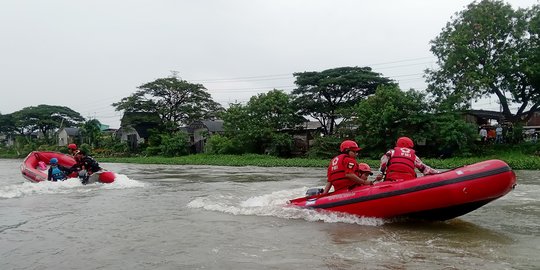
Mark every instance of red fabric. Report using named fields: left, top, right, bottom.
left=327, top=154, right=358, bottom=191
left=386, top=147, right=416, bottom=181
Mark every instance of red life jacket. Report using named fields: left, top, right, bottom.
left=327, top=154, right=357, bottom=191
left=386, top=147, right=416, bottom=181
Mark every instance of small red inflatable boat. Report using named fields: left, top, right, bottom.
left=288, top=159, right=516, bottom=221
left=21, top=151, right=116, bottom=184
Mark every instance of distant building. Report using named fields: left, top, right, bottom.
left=525, top=111, right=540, bottom=131
left=188, top=120, right=224, bottom=153
left=0, top=133, right=15, bottom=147
left=279, top=120, right=323, bottom=156
left=116, top=112, right=161, bottom=149
left=463, top=110, right=503, bottom=126
left=57, top=127, right=80, bottom=146
left=115, top=125, right=146, bottom=149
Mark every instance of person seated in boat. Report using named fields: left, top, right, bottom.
left=375, top=136, right=439, bottom=182
left=47, top=158, right=70, bottom=181
left=323, top=140, right=372, bottom=194
left=68, top=143, right=80, bottom=156
left=74, top=150, right=102, bottom=185
left=357, top=163, right=374, bottom=182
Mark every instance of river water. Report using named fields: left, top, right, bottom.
left=1, top=158, right=539, bottom=269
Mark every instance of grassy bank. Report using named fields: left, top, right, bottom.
left=97, top=152, right=540, bottom=170
left=4, top=149, right=539, bottom=170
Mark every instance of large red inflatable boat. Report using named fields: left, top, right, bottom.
left=21, top=151, right=115, bottom=184
left=288, top=159, right=516, bottom=221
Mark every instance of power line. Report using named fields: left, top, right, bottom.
left=187, top=56, right=436, bottom=83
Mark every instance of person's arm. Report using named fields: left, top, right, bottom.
left=322, top=182, right=332, bottom=194
left=68, top=161, right=81, bottom=173
left=345, top=172, right=371, bottom=185
left=343, top=158, right=371, bottom=186
left=47, top=168, right=52, bottom=180
left=415, top=156, right=440, bottom=175
left=60, top=165, right=71, bottom=175
left=375, top=150, right=392, bottom=181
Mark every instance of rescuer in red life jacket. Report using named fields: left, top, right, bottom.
left=323, top=140, right=372, bottom=194
left=67, top=143, right=79, bottom=157
left=375, top=136, right=440, bottom=182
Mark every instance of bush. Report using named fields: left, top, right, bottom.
left=205, top=135, right=242, bottom=154
left=306, top=136, right=342, bottom=159
left=159, top=132, right=190, bottom=157
left=267, top=133, right=294, bottom=157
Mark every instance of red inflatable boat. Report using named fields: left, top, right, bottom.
left=288, top=159, right=516, bottom=221
left=20, top=151, right=116, bottom=184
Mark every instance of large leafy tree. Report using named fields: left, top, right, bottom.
left=523, top=5, right=540, bottom=94
left=221, top=89, right=303, bottom=155
left=113, top=75, right=224, bottom=133
left=10, top=105, right=84, bottom=142
left=352, top=86, right=477, bottom=157
left=292, top=66, right=395, bottom=135
left=426, top=0, right=540, bottom=124
left=352, top=86, right=430, bottom=152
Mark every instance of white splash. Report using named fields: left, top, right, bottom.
left=0, top=173, right=146, bottom=199
left=187, top=187, right=385, bottom=226
left=100, top=173, right=147, bottom=189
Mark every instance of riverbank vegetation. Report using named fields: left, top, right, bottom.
left=6, top=144, right=538, bottom=170
left=93, top=150, right=540, bottom=170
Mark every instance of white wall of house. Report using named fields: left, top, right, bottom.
left=0, top=134, right=15, bottom=147
left=119, top=129, right=141, bottom=142
left=58, top=129, right=69, bottom=146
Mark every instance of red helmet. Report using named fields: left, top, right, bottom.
left=340, top=140, right=361, bottom=152
left=396, top=137, right=414, bottom=148
left=68, top=143, right=78, bottom=150
left=357, top=163, right=373, bottom=175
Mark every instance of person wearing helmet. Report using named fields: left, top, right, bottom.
left=68, top=143, right=79, bottom=156
left=375, top=136, right=439, bottom=182
left=47, top=157, right=69, bottom=181
left=323, top=140, right=372, bottom=194
left=357, top=163, right=374, bottom=182
left=74, top=150, right=102, bottom=185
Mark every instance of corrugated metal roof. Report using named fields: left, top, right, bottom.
left=201, top=120, right=224, bottom=132
left=64, top=127, right=80, bottom=136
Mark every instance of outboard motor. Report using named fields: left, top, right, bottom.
left=305, top=188, right=324, bottom=196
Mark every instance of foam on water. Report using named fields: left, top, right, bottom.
left=187, top=187, right=385, bottom=226
left=0, top=173, right=147, bottom=199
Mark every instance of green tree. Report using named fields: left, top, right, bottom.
left=352, top=86, right=477, bottom=157
left=352, top=86, right=431, bottom=153
left=523, top=5, right=540, bottom=94
left=80, top=119, right=102, bottom=147
left=222, top=89, right=303, bottom=155
left=113, top=74, right=224, bottom=133
left=205, top=134, right=240, bottom=154
left=426, top=0, right=540, bottom=124
left=0, top=113, right=17, bottom=134
left=10, top=105, right=84, bottom=142
left=292, top=66, right=395, bottom=135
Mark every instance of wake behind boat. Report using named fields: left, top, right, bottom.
left=288, top=159, right=516, bottom=221
left=21, top=151, right=116, bottom=184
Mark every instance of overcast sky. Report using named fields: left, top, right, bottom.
left=1, top=0, right=538, bottom=128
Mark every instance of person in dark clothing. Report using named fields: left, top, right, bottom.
left=74, top=151, right=102, bottom=185
left=47, top=158, right=70, bottom=181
